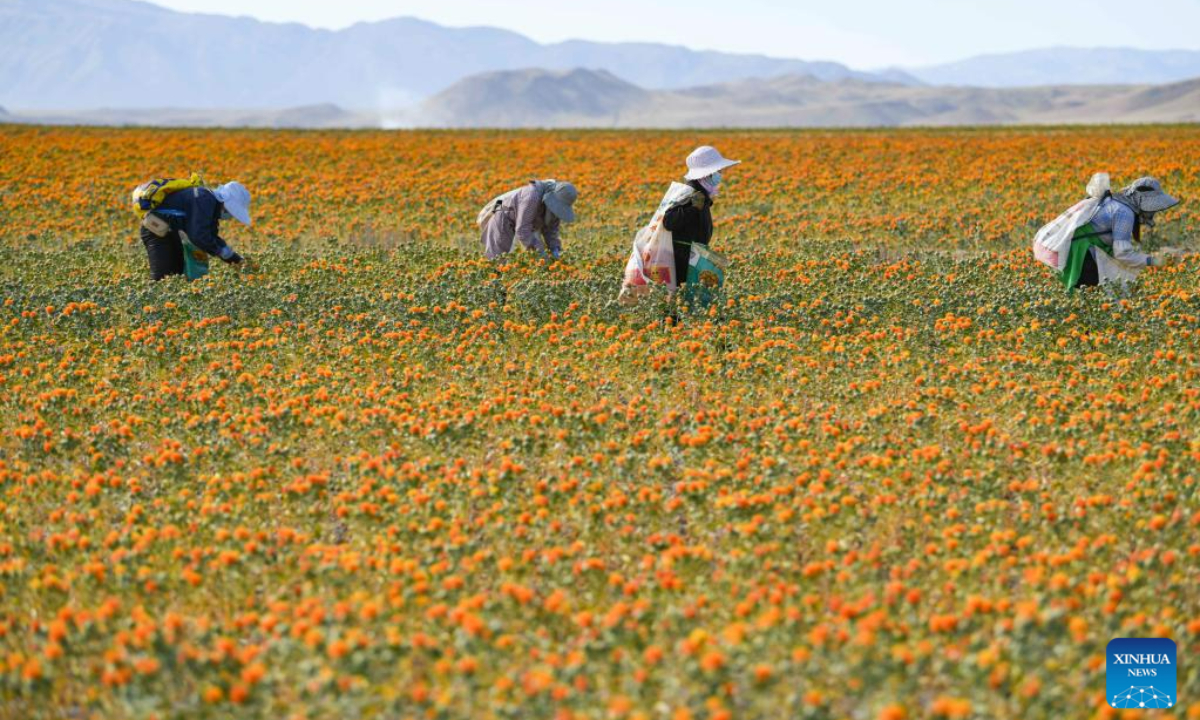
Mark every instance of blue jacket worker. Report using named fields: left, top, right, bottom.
left=142, top=182, right=251, bottom=281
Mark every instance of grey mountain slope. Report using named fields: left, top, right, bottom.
left=410, top=68, right=1200, bottom=128
left=537, top=40, right=879, bottom=88
left=911, top=47, right=1200, bottom=88
left=0, top=0, right=891, bottom=111
left=872, top=68, right=926, bottom=86
left=416, top=69, right=650, bottom=128
left=1081, top=78, right=1200, bottom=123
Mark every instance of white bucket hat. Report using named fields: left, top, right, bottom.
left=213, top=181, right=253, bottom=226
left=685, top=146, right=741, bottom=181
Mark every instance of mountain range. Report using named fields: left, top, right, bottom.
left=909, top=47, right=1200, bottom=88
left=2, top=0, right=1199, bottom=128
left=5, top=69, right=1197, bottom=129
left=4, top=0, right=1200, bottom=115
left=0, top=0, right=896, bottom=111
left=407, top=69, right=1200, bottom=128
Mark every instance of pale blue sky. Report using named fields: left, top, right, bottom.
left=148, top=0, right=1200, bottom=67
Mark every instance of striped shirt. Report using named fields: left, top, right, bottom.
left=1090, top=197, right=1152, bottom=267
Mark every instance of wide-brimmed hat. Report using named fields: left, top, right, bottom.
left=1122, top=177, right=1180, bottom=214
left=213, top=181, right=253, bottom=226
left=685, top=146, right=741, bottom=180
left=543, top=181, right=578, bottom=223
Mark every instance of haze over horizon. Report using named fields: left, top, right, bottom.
left=147, top=0, right=1200, bottom=68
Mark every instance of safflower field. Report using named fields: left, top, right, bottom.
left=1, top=124, right=1199, bottom=719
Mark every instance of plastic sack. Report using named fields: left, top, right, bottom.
left=682, top=244, right=729, bottom=310
left=619, top=182, right=695, bottom=304
left=179, top=232, right=210, bottom=281
left=1032, top=173, right=1109, bottom=271
left=687, top=244, right=728, bottom=288
left=1086, top=173, right=1111, bottom=199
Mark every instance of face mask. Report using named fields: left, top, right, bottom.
left=699, top=172, right=722, bottom=197
left=1127, top=194, right=1157, bottom=227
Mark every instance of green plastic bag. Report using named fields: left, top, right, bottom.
left=683, top=244, right=728, bottom=309
left=181, top=236, right=210, bottom=281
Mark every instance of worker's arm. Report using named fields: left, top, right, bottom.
left=1109, top=204, right=1153, bottom=267
left=542, top=215, right=562, bottom=259
left=513, top=188, right=545, bottom=253
left=664, top=194, right=703, bottom=235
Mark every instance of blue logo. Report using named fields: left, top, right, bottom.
left=1107, top=638, right=1176, bottom=709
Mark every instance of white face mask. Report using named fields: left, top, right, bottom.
left=699, top=172, right=723, bottom=197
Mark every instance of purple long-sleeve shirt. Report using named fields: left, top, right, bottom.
left=480, top=182, right=561, bottom=260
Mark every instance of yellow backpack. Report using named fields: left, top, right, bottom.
left=131, top=173, right=204, bottom=217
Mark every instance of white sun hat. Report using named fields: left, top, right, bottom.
left=684, top=145, right=741, bottom=180
left=213, top=181, right=253, bottom=226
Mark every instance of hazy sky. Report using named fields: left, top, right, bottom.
left=148, top=0, right=1200, bottom=67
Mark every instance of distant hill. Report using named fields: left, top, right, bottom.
left=407, top=69, right=1200, bottom=128
left=910, top=47, right=1200, bottom=88
left=0, top=0, right=895, bottom=111
left=414, top=69, right=651, bottom=128
left=3, top=104, right=377, bottom=129
left=1074, top=78, right=1200, bottom=124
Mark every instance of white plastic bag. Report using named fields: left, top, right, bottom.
left=1032, top=173, right=1109, bottom=272
left=619, top=182, right=695, bottom=304
left=1032, top=198, right=1098, bottom=271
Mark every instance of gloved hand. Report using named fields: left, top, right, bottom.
left=551, top=248, right=561, bottom=260
left=1153, top=247, right=1188, bottom=267
left=222, top=251, right=244, bottom=265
